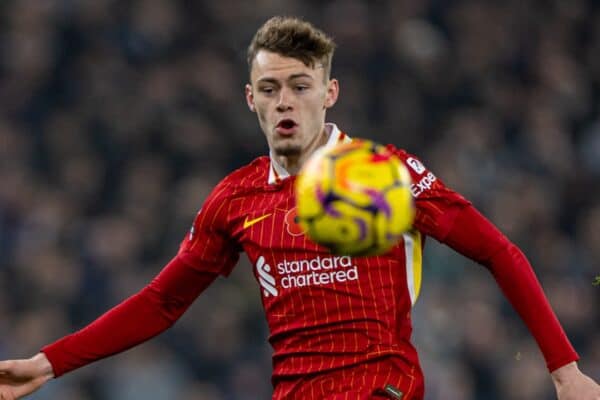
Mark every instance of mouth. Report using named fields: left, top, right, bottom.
left=275, top=119, right=298, bottom=136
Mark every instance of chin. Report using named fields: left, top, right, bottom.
left=274, top=145, right=302, bottom=157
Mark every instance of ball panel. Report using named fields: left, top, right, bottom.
left=336, top=157, right=397, bottom=192
left=384, top=186, right=415, bottom=235
left=295, top=148, right=334, bottom=219
left=308, top=202, right=373, bottom=243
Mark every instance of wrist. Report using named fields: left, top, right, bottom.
left=551, top=361, right=579, bottom=385
left=32, top=352, right=55, bottom=379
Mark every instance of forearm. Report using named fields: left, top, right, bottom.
left=485, top=241, right=578, bottom=370
left=42, top=256, right=217, bottom=377
left=42, top=287, right=178, bottom=376
left=441, top=205, right=578, bottom=371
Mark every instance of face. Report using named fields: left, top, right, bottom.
left=245, top=50, right=339, bottom=159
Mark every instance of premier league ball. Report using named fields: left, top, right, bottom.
left=295, top=139, right=415, bottom=256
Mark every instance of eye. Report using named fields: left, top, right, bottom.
left=260, top=87, right=274, bottom=94
left=295, top=85, right=309, bottom=92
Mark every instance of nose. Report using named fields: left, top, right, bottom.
left=276, top=87, right=293, bottom=112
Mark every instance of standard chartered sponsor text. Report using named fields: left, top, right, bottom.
left=277, top=255, right=358, bottom=288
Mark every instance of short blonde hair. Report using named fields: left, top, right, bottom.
left=247, top=16, right=336, bottom=79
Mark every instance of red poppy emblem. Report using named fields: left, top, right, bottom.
left=285, top=207, right=306, bottom=236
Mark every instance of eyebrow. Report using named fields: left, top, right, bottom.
left=257, top=73, right=314, bottom=84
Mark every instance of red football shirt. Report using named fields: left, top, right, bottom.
left=177, top=125, right=470, bottom=382
left=42, top=123, right=578, bottom=397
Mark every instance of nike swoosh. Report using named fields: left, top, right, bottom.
left=243, top=213, right=272, bottom=229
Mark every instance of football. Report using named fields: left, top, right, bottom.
left=295, top=139, right=415, bottom=256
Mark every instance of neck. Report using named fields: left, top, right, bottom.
left=275, top=125, right=329, bottom=175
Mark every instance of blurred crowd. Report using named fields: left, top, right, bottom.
left=0, top=0, right=598, bottom=399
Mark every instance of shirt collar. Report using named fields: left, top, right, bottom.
left=268, top=123, right=352, bottom=185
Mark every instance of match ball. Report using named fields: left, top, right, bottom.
left=295, top=139, right=415, bottom=256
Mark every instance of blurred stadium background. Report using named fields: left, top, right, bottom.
left=0, top=1, right=599, bottom=399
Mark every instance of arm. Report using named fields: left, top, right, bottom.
left=0, top=256, right=218, bottom=399
left=389, top=147, right=599, bottom=398
left=42, top=255, right=218, bottom=376
left=0, top=177, right=240, bottom=398
left=441, top=204, right=577, bottom=370
left=441, top=204, right=599, bottom=399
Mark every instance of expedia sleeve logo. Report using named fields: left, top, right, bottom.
left=410, top=172, right=437, bottom=198
left=405, top=157, right=438, bottom=198
left=406, top=157, right=426, bottom=175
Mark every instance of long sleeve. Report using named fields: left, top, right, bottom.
left=389, top=147, right=579, bottom=372
left=41, top=174, right=242, bottom=377
left=441, top=204, right=579, bottom=372
left=41, top=255, right=218, bottom=377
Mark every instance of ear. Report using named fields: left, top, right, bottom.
left=245, top=84, right=256, bottom=112
left=324, top=78, right=339, bottom=109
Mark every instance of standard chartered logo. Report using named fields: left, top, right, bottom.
left=256, top=256, right=278, bottom=297
left=255, top=255, right=359, bottom=296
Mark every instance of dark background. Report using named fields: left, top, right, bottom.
left=0, top=1, right=598, bottom=399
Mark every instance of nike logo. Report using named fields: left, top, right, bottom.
left=243, top=213, right=272, bottom=229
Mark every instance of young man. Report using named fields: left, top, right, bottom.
left=0, top=16, right=598, bottom=400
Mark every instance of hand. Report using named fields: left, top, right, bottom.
left=0, top=353, right=54, bottom=400
left=552, top=361, right=600, bottom=400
